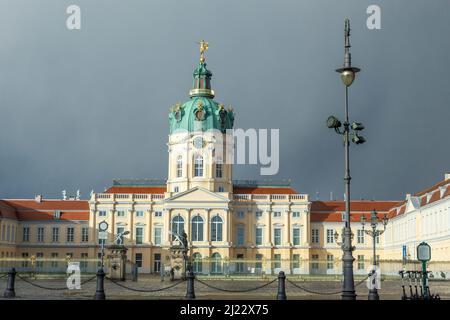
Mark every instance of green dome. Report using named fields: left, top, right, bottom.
left=169, top=61, right=234, bottom=134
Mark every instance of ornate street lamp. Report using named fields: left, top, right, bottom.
left=327, top=18, right=365, bottom=300
left=361, top=210, right=389, bottom=300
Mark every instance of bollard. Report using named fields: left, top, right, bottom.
left=3, top=268, right=17, bottom=298
left=133, top=264, right=138, bottom=282
left=185, top=270, right=196, bottom=299
left=94, top=268, right=106, bottom=300
left=276, top=271, right=287, bottom=300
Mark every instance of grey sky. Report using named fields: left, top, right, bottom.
left=0, top=0, right=449, bottom=201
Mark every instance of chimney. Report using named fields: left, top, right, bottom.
left=445, top=173, right=450, bottom=181
left=35, top=195, right=42, bottom=203
left=406, top=193, right=411, bottom=201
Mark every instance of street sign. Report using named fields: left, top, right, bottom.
left=417, top=242, right=431, bottom=262
left=99, top=221, right=109, bottom=232
left=98, top=231, right=108, bottom=240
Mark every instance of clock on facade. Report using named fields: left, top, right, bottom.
left=193, top=136, right=204, bottom=149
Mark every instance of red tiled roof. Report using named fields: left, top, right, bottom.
left=0, top=201, right=18, bottom=219
left=310, top=211, right=387, bottom=223
left=415, top=178, right=450, bottom=196
left=2, top=199, right=89, bottom=221
left=15, top=211, right=88, bottom=221
left=427, top=190, right=441, bottom=205
left=3, top=199, right=89, bottom=211
left=233, top=187, right=298, bottom=194
left=310, top=201, right=397, bottom=222
left=444, top=186, right=450, bottom=198
left=310, top=201, right=398, bottom=212
left=105, top=187, right=166, bottom=194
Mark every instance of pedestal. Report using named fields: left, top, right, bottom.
left=169, top=246, right=188, bottom=280
left=107, top=245, right=128, bottom=281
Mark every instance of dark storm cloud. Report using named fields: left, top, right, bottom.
left=0, top=0, right=449, bottom=200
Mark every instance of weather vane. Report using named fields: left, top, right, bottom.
left=198, top=39, right=209, bottom=63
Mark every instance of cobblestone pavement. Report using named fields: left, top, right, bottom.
left=0, top=275, right=448, bottom=300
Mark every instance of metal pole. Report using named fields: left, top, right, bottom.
left=3, top=268, right=16, bottom=298
left=94, top=268, right=106, bottom=300
left=422, top=262, right=429, bottom=299
left=341, top=85, right=356, bottom=300
left=276, top=271, right=287, bottom=300
left=368, top=229, right=379, bottom=300
left=185, top=269, right=196, bottom=299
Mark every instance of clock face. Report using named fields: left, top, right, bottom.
left=99, top=221, right=109, bottom=231
left=193, top=136, right=204, bottom=149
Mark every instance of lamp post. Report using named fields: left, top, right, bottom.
left=361, top=210, right=389, bottom=300
left=327, top=18, right=365, bottom=300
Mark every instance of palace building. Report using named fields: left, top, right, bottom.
left=1, top=44, right=450, bottom=276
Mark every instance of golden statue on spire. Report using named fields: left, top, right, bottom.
left=198, top=40, right=209, bottom=63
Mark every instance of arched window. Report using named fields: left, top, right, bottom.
left=215, top=159, right=223, bottom=178
left=194, top=155, right=203, bottom=177
left=191, top=215, right=204, bottom=242
left=171, top=215, right=184, bottom=241
left=210, top=252, right=222, bottom=274
left=192, top=252, right=202, bottom=273
left=211, top=215, right=223, bottom=242
left=176, top=155, right=183, bottom=178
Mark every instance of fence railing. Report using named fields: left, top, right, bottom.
left=1, top=258, right=450, bottom=279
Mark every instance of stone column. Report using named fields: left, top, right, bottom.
left=206, top=209, right=211, bottom=244
left=285, top=210, right=291, bottom=245
left=147, top=209, right=152, bottom=243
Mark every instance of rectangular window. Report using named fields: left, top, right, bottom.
left=154, top=227, right=162, bottom=245
left=136, top=211, right=144, bottom=217
left=311, top=229, right=319, bottom=243
left=52, top=227, right=59, bottom=242
left=292, top=211, right=300, bottom=218
left=273, top=211, right=281, bottom=218
left=22, top=253, right=29, bottom=268
left=82, top=227, right=89, bottom=242
left=237, top=226, right=245, bottom=246
left=255, top=254, right=263, bottom=270
left=116, top=227, right=125, bottom=244
left=274, top=228, right=282, bottom=246
left=67, top=227, right=74, bottom=243
left=357, top=230, right=365, bottom=244
left=326, top=229, right=334, bottom=244
left=154, top=211, right=162, bottom=217
left=327, top=254, right=334, bottom=270
left=99, top=210, right=107, bottom=217
left=37, top=227, right=45, bottom=242
left=135, top=253, right=143, bottom=268
left=36, top=252, right=44, bottom=268
left=255, top=211, right=263, bottom=218
left=1, top=225, right=5, bottom=241
left=237, top=211, right=244, bottom=219
left=273, top=254, right=281, bottom=269
left=215, top=163, right=223, bottom=178
left=293, top=227, right=301, bottom=246
left=255, top=227, right=263, bottom=246
left=194, top=156, right=203, bottom=177
left=292, top=254, right=300, bottom=269
left=51, top=253, right=58, bottom=268
left=81, top=253, right=88, bottom=269
left=312, top=254, right=319, bottom=270
left=117, top=211, right=125, bottom=217
left=6, top=225, right=10, bottom=241
left=136, top=227, right=144, bottom=244
left=358, top=255, right=365, bottom=270
left=23, top=227, right=30, bottom=242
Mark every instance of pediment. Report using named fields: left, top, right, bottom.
left=165, top=187, right=230, bottom=203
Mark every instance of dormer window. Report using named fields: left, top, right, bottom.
left=53, top=210, right=61, bottom=219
